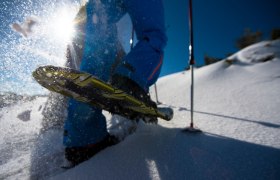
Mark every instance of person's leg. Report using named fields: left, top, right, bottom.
left=114, top=0, right=167, bottom=91
left=64, top=0, right=125, bottom=149
left=64, top=99, right=107, bottom=147
left=80, top=0, right=120, bottom=80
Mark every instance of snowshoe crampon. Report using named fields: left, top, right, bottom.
left=32, top=65, right=173, bottom=121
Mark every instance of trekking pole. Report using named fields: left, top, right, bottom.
left=154, top=84, right=161, bottom=104
left=184, top=0, right=201, bottom=133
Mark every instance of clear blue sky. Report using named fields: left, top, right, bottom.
left=161, top=0, right=280, bottom=76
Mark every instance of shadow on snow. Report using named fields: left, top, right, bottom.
left=53, top=125, right=280, bottom=180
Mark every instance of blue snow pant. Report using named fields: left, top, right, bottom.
left=64, top=0, right=167, bottom=147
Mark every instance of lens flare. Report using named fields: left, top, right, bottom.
left=50, top=9, right=75, bottom=43
left=47, top=7, right=76, bottom=44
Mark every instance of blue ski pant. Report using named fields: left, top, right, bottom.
left=64, top=0, right=167, bottom=147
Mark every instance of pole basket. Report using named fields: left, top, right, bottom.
left=182, top=123, right=202, bottom=133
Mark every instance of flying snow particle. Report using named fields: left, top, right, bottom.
left=10, top=16, right=39, bottom=38
left=92, top=13, right=99, bottom=24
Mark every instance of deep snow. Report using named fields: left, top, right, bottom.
left=0, top=40, right=280, bottom=179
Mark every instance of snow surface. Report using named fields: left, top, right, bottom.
left=0, top=40, right=280, bottom=179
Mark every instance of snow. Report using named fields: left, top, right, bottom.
left=0, top=40, right=280, bottom=179
left=0, top=97, right=47, bottom=179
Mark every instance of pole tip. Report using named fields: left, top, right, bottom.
left=182, top=124, right=202, bottom=133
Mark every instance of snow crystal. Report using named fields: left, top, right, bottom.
left=92, top=13, right=99, bottom=24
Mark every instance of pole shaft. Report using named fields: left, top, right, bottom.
left=190, top=65, right=194, bottom=126
left=154, top=84, right=160, bottom=104
left=189, top=0, right=195, bottom=127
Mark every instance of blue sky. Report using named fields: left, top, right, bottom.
left=161, top=0, right=280, bottom=76
left=0, top=0, right=279, bottom=94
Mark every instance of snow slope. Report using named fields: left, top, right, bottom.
left=0, top=40, right=280, bottom=179
left=0, top=97, right=47, bottom=179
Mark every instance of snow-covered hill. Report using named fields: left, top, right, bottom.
left=0, top=40, right=280, bottom=179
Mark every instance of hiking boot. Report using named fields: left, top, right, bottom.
left=110, top=74, right=158, bottom=124
left=65, top=134, right=119, bottom=166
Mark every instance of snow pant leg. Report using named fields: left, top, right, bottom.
left=80, top=0, right=120, bottom=80
left=114, top=0, right=167, bottom=90
left=115, top=40, right=164, bottom=91
left=63, top=1, right=122, bottom=147
left=63, top=99, right=108, bottom=147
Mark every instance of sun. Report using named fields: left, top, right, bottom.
left=47, top=7, right=77, bottom=44
left=30, top=4, right=80, bottom=65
